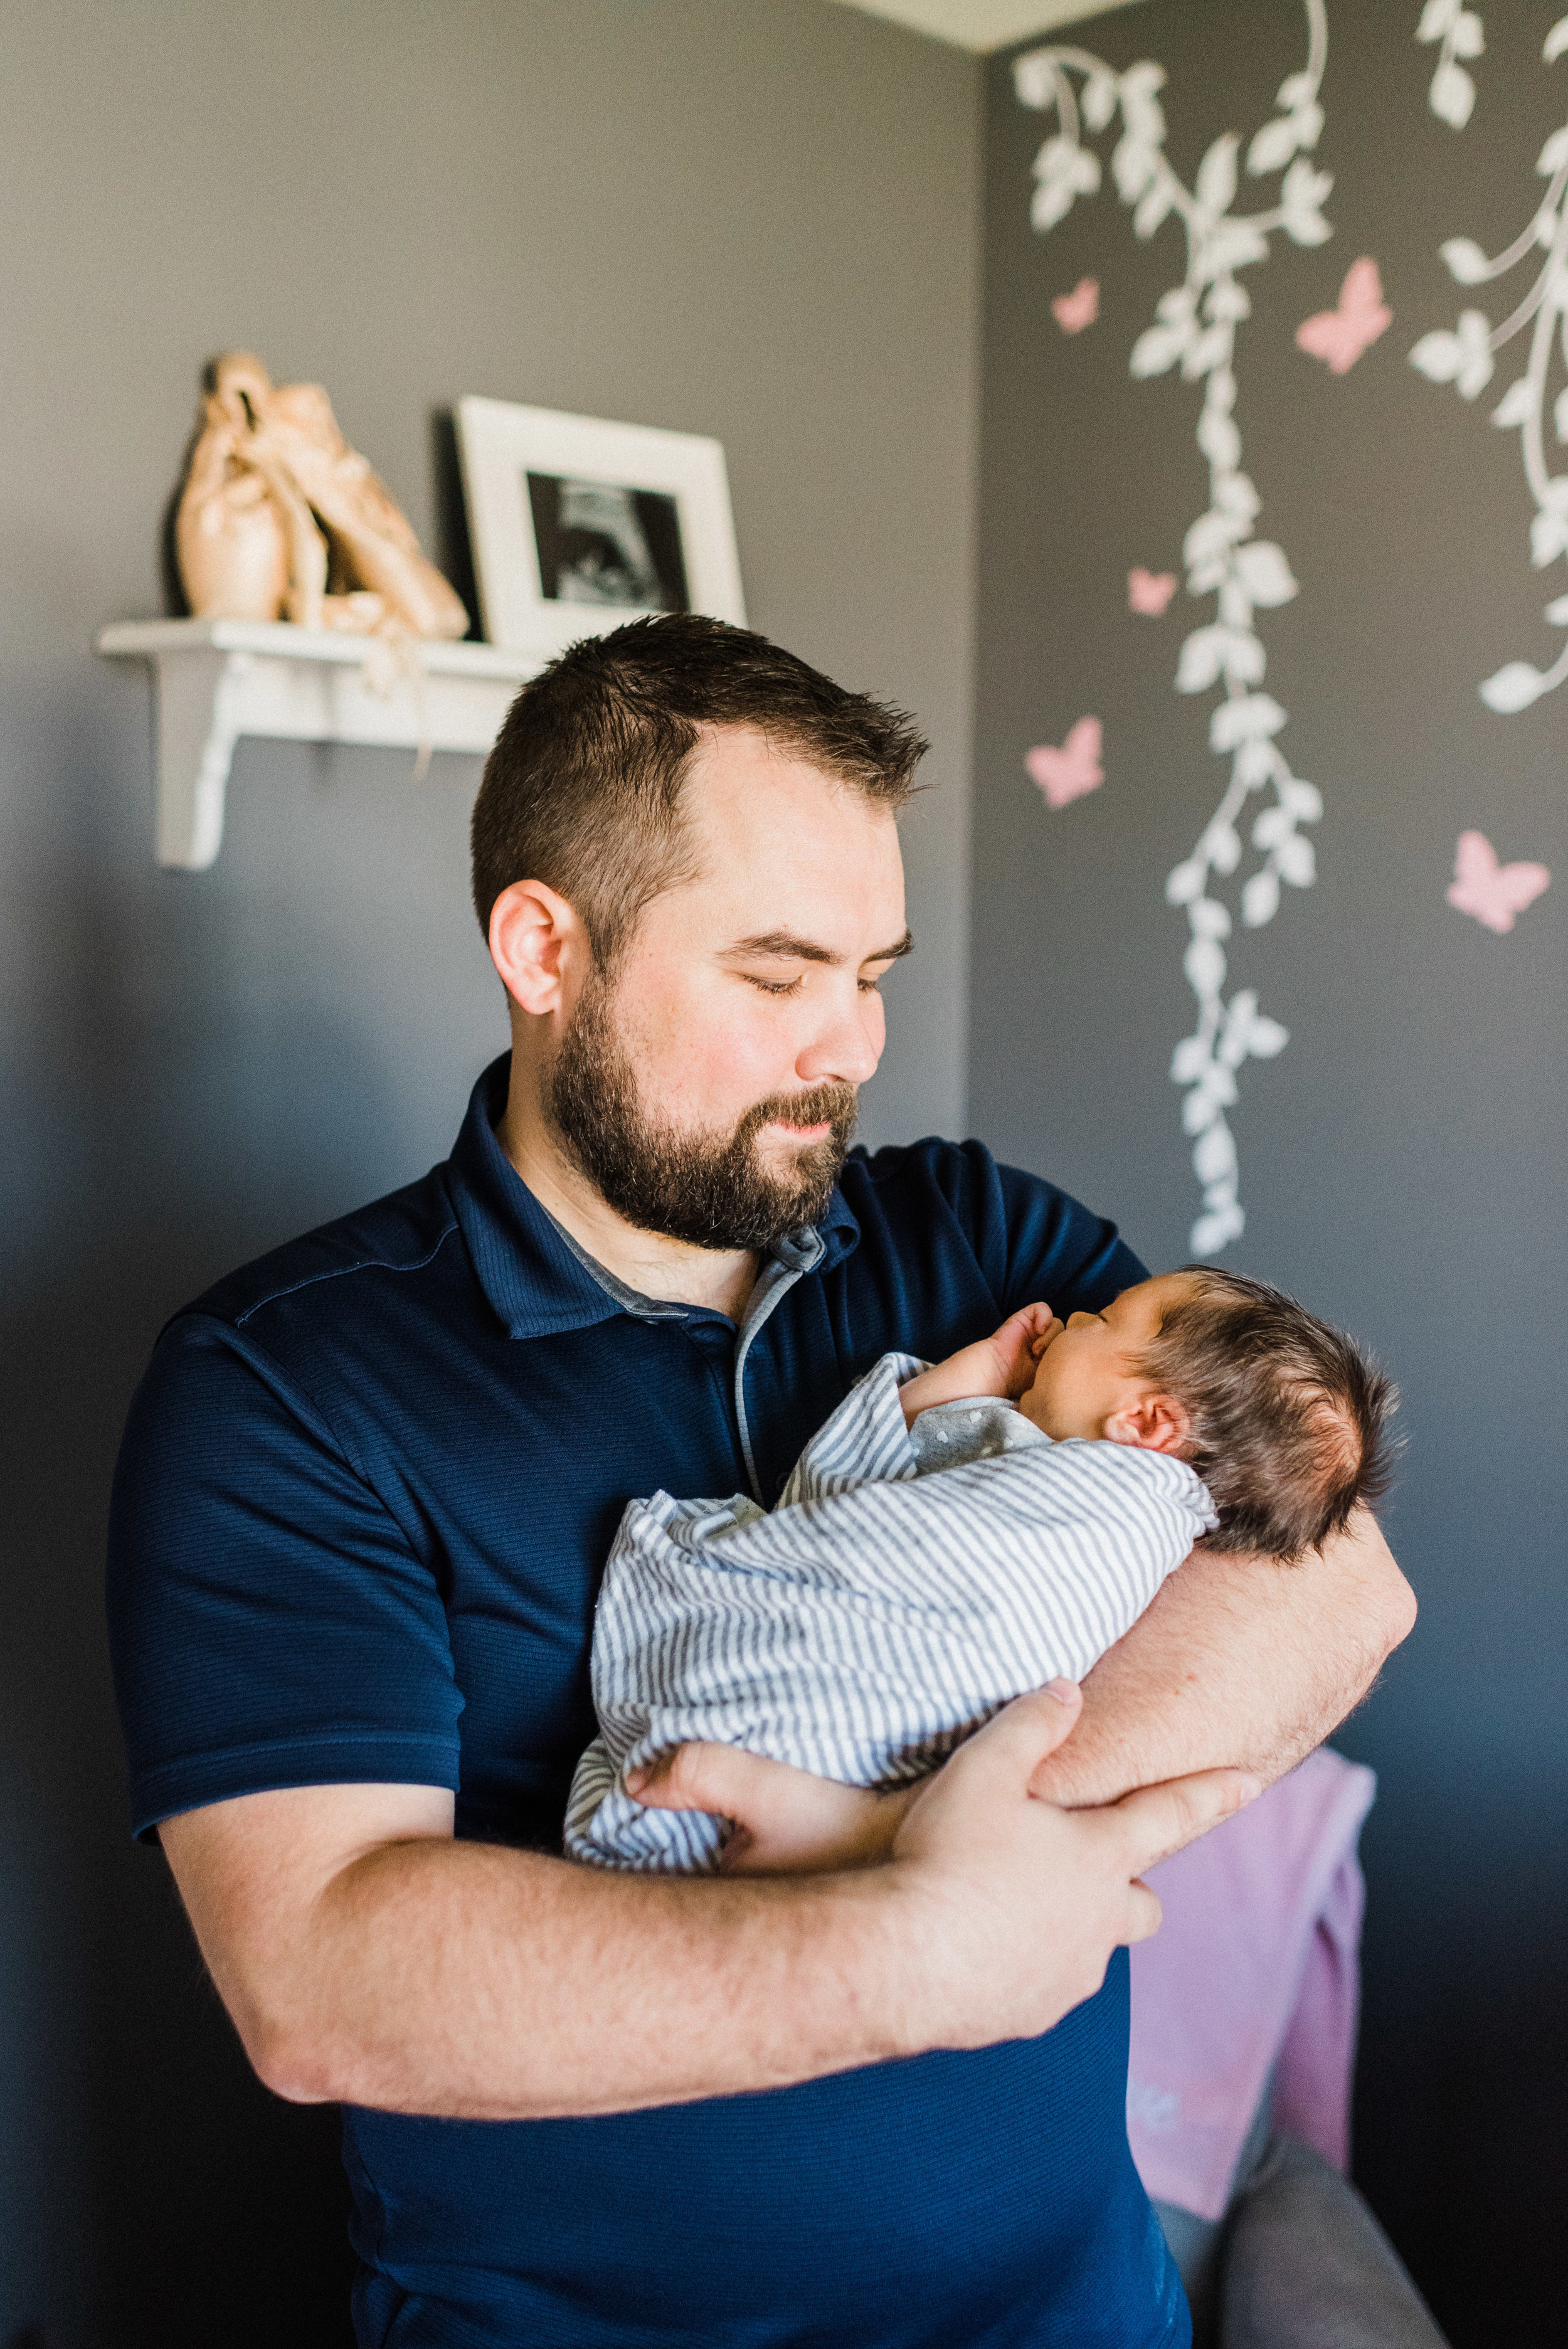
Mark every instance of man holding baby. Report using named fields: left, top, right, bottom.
left=108, top=617, right=1416, bottom=2348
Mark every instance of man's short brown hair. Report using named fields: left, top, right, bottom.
left=1135, top=1267, right=1399, bottom=1561
left=470, top=614, right=928, bottom=963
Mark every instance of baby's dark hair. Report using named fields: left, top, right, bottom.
left=1133, top=1268, right=1398, bottom=1561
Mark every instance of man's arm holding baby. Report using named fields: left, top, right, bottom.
left=645, top=1515, right=1411, bottom=1869
left=1030, top=1505, right=1411, bottom=1806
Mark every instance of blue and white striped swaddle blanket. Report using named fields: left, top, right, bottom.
left=565, top=1350, right=1218, bottom=1872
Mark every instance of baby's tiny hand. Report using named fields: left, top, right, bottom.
left=993, top=1303, right=1061, bottom=1398
left=899, top=1303, right=1064, bottom=1426
left=1028, top=1310, right=1066, bottom=1365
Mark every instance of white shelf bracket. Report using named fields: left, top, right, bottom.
left=154, top=647, right=250, bottom=871
left=97, top=618, right=548, bottom=871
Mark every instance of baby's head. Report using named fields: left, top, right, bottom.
left=1020, top=1268, right=1397, bottom=1561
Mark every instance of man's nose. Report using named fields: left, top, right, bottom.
left=795, top=994, right=882, bottom=1086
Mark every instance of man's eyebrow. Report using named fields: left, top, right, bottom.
left=722, top=928, right=914, bottom=967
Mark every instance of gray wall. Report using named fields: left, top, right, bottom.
left=0, top=6, right=980, bottom=2340
left=973, top=4, right=1564, bottom=2343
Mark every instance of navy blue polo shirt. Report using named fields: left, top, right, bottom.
left=108, top=1057, right=1187, bottom=2349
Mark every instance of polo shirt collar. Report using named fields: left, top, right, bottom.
left=446, top=1055, right=860, bottom=1340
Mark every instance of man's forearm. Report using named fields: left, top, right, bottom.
left=1028, top=1509, right=1416, bottom=1808
left=165, top=1692, right=1258, bottom=2123
left=182, top=1814, right=909, bottom=2120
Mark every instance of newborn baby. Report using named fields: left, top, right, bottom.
left=564, top=1266, right=1395, bottom=1873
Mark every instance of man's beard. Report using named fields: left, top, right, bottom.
left=544, top=972, right=859, bottom=1251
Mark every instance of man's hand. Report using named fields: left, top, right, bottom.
left=886, top=1687, right=1260, bottom=2046
left=632, top=1679, right=1256, bottom=1892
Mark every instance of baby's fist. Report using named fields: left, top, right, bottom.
left=991, top=1303, right=1061, bottom=1399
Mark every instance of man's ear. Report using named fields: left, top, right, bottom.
left=489, top=879, right=589, bottom=1017
left=1103, top=1389, right=1192, bottom=1455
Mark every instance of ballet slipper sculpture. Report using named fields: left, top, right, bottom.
left=174, top=352, right=467, bottom=640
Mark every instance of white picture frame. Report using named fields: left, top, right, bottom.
left=455, top=396, right=746, bottom=654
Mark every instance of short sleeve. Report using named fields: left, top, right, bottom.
left=107, top=1316, right=463, bottom=1840
left=940, top=1145, right=1148, bottom=1318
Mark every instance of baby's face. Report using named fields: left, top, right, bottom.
left=1020, top=1273, right=1197, bottom=1442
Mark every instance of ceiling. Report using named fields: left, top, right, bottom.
left=825, top=0, right=1149, bottom=55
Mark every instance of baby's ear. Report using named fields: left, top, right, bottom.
left=1104, top=1390, right=1192, bottom=1454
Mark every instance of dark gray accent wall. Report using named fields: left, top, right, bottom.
left=0, top=6, right=980, bottom=2341
left=973, top=5, right=1564, bottom=2343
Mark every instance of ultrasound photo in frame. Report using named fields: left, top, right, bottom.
left=457, top=398, right=746, bottom=653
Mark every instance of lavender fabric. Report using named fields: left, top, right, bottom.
left=1127, top=1746, right=1377, bottom=2222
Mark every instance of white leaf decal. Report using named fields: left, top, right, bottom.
left=1441, top=236, right=1491, bottom=284
left=1114, top=132, right=1158, bottom=204
left=1192, top=1125, right=1236, bottom=1185
left=1083, top=72, right=1117, bottom=131
left=1417, top=0, right=1459, bottom=38
left=1454, top=309, right=1495, bottom=398
left=1013, top=54, right=1051, bottom=106
left=1200, top=220, right=1271, bottom=275
left=1410, top=329, right=1462, bottom=382
left=1195, top=134, right=1239, bottom=217
left=1450, top=12, right=1484, bottom=62
left=1544, top=593, right=1568, bottom=623
left=1195, top=405, right=1242, bottom=469
left=1491, top=378, right=1535, bottom=428
left=1530, top=506, right=1568, bottom=565
left=1547, top=16, right=1568, bottom=65
left=1539, top=125, right=1568, bottom=175
left=1192, top=1205, right=1246, bottom=1256
left=1276, top=833, right=1316, bottom=888
left=1478, top=660, right=1548, bottom=712
left=1242, top=869, right=1281, bottom=926
left=1184, top=936, right=1227, bottom=995
left=1247, top=117, right=1298, bottom=176
left=1133, top=177, right=1177, bottom=239
left=1234, top=540, right=1299, bottom=607
left=1224, top=631, right=1267, bottom=685
left=1175, top=627, right=1227, bottom=693
left=1130, top=322, right=1189, bottom=378
left=1210, top=695, right=1287, bottom=752
left=1431, top=61, right=1476, bottom=127
left=1184, top=510, right=1244, bottom=566
left=1215, top=472, right=1261, bottom=521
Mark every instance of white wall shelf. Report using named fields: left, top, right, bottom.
left=97, top=617, right=546, bottom=871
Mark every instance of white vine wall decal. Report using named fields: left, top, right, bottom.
left=1412, top=1, right=1568, bottom=714
left=1015, top=1, right=1332, bottom=1256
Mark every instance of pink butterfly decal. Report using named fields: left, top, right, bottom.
left=1446, top=830, right=1550, bottom=935
left=1295, top=258, right=1392, bottom=375
left=1128, top=566, right=1177, bottom=617
left=1026, top=718, right=1104, bottom=810
left=1051, top=277, right=1099, bottom=335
